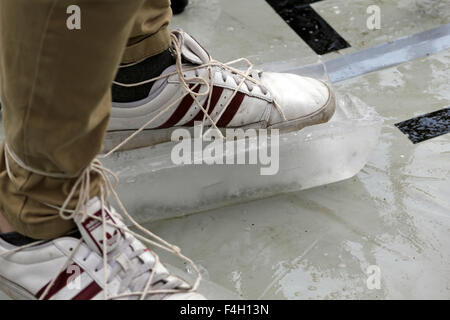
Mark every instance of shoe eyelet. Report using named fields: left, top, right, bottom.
left=69, top=248, right=73, bottom=251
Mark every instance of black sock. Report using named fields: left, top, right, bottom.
left=112, top=48, right=175, bottom=103
left=0, top=230, right=81, bottom=246
left=0, top=232, right=40, bottom=246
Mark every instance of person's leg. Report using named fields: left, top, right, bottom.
left=0, top=211, right=13, bottom=234
left=0, top=2, right=204, bottom=300
left=111, top=0, right=174, bottom=103
left=122, top=0, right=172, bottom=65
left=0, top=0, right=146, bottom=239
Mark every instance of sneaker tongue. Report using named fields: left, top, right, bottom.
left=175, top=29, right=210, bottom=65
left=73, top=198, right=123, bottom=255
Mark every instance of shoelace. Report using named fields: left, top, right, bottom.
left=106, top=237, right=186, bottom=300
left=0, top=30, right=286, bottom=300
left=111, top=30, right=286, bottom=150
left=2, top=143, right=200, bottom=300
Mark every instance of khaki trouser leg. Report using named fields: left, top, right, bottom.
left=0, top=0, right=171, bottom=239
left=122, top=0, right=173, bottom=64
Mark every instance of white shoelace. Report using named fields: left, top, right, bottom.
left=0, top=30, right=286, bottom=300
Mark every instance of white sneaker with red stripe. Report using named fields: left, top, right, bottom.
left=106, top=29, right=335, bottom=151
left=0, top=198, right=204, bottom=300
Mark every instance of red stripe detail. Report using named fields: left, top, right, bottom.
left=185, top=86, right=224, bottom=126
left=72, top=281, right=102, bottom=300
left=82, top=210, right=104, bottom=254
left=216, top=92, right=245, bottom=127
left=36, top=263, right=84, bottom=300
left=157, top=84, right=200, bottom=129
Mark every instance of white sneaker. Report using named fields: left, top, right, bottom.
left=107, top=29, right=335, bottom=151
left=0, top=198, right=205, bottom=300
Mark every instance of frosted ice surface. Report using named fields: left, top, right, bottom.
left=103, top=93, right=383, bottom=224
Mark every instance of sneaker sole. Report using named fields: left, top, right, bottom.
left=103, top=86, right=336, bottom=153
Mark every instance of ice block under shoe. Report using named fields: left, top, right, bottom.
left=103, top=92, right=383, bottom=224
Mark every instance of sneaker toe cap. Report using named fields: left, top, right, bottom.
left=261, top=72, right=331, bottom=125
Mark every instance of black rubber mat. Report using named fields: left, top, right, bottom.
left=266, top=0, right=350, bottom=55
left=395, top=107, right=450, bottom=144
